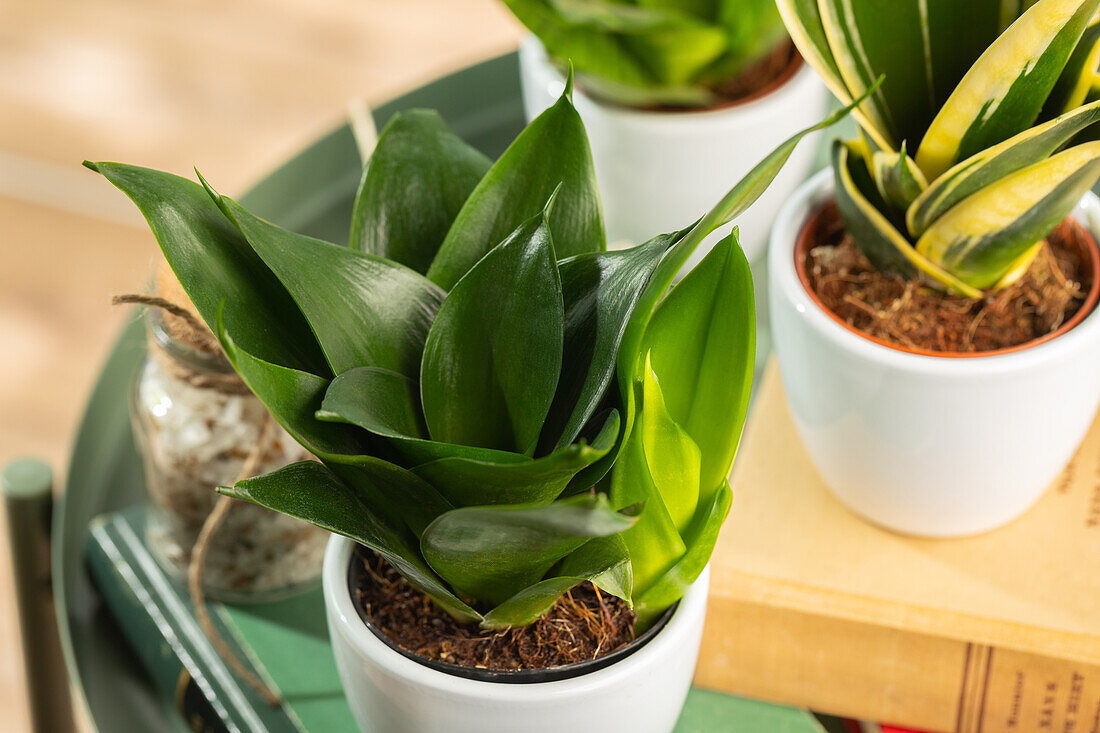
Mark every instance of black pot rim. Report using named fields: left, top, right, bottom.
left=346, top=552, right=676, bottom=684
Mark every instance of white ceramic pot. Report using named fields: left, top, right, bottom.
left=324, top=536, right=709, bottom=733
left=518, top=35, right=829, bottom=269
left=769, top=169, right=1100, bottom=537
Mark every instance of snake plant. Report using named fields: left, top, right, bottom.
left=89, top=81, right=859, bottom=631
left=504, top=0, right=788, bottom=107
left=779, top=0, right=1100, bottom=296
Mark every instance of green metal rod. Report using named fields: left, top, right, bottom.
left=3, top=459, right=76, bottom=733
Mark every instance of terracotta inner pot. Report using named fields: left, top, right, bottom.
left=793, top=200, right=1100, bottom=358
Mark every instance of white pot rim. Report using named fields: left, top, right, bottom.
left=769, top=168, right=1100, bottom=376
left=518, top=34, right=819, bottom=127
left=323, top=535, right=710, bottom=701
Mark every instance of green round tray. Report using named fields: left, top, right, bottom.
left=54, top=52, right=527, bottom=732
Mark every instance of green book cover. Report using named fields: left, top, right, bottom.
left=85, top=507, right=826, bottom=733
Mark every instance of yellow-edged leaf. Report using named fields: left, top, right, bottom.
left=916, top=141, right=1100, bottom=288
left=908, top=98, right=1100, bottom=234
left=870, top=143, right=928, bottom=211
left=833, top=140, right=983, bottom=297
left=915, top=0, right=1100, bottom=180
left=775, top=0, right=895, bottom=152
left=1044, top=21, right=1100, bottom=115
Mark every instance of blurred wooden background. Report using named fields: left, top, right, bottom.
left=0, top=1, right=521, bottom=728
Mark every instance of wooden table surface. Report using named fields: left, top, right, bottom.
left=0, top=2, right=521, bottom=728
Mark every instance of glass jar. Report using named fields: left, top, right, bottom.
left=130, top=308, right=327, bottom=602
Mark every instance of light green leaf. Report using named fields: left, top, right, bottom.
left=916, top=140, right=1100, bottom=288
left=349, top=109, right=491, bottom=273
left=427, top=81, right=604, bottom=289
left=504, top=0, right=655, bottom=89
left=215, top=194, right=445, bottom=379
left=908, top=98, right=1100, bottom=235
left=549, top=0, right=687, bottom=33
left=633, top=479, right=731, bottom=628
left=221, top=461, right=479, bottom=623
left=618, top=94, right=867, bottom=412
left=622, top=24, right=729, bottom=87
left=915, top=0, right=1100, bottom=180
left=705, top=0, right=787, bottom=86
left=610, top=414, right=687, bottom=596
left=420, top=210, right=564, bottom=454
left=642, top=231, right=754, bottom=506
left=420, top=494, right=636, bottom=607
left=638, top=356, right=701, bottom=533
left=84, top=162, right=327, bottom=375
left=479, top=535, right=632, bottom=629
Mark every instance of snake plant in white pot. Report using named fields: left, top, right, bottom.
left=91, top=79, right=860, bottom=732
left=771, top=0, right=1100, bottom=536
left=507, top=0, right=830, bottom=267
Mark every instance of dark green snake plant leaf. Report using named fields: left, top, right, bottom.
left=217, top=316, right=450, bottom=535
left=541, top=234, right=675, bottom=455
left=221, top=461, right=480, bottom=623
left=420, top=494, right=636, bottom=607
left=318, top=367, right=430, bottom=445
left=411, top=410, right=619, bottom=507
left=916, top=141, right=1100, bottom=289
left=420, top=207, right=564, bottom=455
left=97, top=70, right=860, bottom=629
left=426, top=77, right=604, bottom=289
left=480, top=535, right=632, bottom=629
left=915, top=0, right=1100, bottom=180
left=212, top=192, right=445, bottom=381
left=317, top=366, right=621, bottom=507
left=84, top=162, right=327, bottom=376
left=908, top=98, right=1100, bottom=236
left=349, top=109, right=492, bottom=273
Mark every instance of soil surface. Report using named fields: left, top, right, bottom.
left=803, top=202, right=1094, bottom=354
left=350, top=547, right=637, bottom=671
